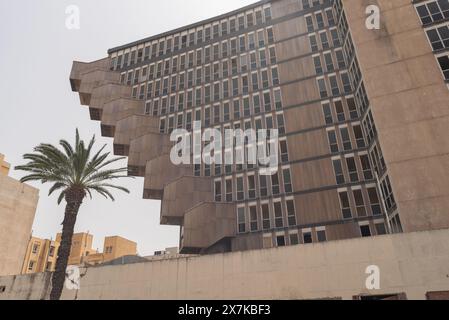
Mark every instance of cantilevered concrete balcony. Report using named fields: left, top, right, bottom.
left=70, top=58, right=110, bottom=92
left=127, top=133, right=172, bottom=177
left=160, top=176, right=214, bottom=226
left=101, top=98, right=145, bottom=137
left=113, top=114, right=160, bottom=155
left=143, top=154, right=193, bottom=200
left=77, top=70, right=121, bottom=106
left=88, top=83, right=132, bottom=120
left=180, top=202, right=236, bottom=254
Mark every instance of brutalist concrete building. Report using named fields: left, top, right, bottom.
left=70, top=0, right=449, bottom=255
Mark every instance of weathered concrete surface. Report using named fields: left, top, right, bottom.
left=1, top=229, right=449, bottom=300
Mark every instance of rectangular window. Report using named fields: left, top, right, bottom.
left=250, top=206, right=258, bottom=231
left=353, top=189, right=366, bottom=217
left=238, top=207, right=246, bottom=233
left=286, top=199, right=296, bottom=226
left=274, top=202, right=283, bottom=228
left=339, top=191, right=352, bottom=219
left=262, top=204, right=271, bottom=230
left=333, top=159, right=345, bottom=185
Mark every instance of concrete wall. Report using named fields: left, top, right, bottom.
left=1, top=229, right=449, bottom=300
left=0, top=174, right=39, bottom=277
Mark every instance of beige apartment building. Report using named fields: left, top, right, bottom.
left=69, top=0, right=449, bottom=255
left=0, top=154, right=39, bottom=276
left=22, top=233, right=138, bottom=273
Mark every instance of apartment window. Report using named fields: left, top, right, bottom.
left=360, top=225, right=372, bottom=237
left=159, top=118, right=166, bottom=133
left=271, top=67, right=280, bottom=86
left=264, top=7, right=272, bottom=21
left=340, top=127, right=352, bottom=151
left=329, top=75, right=340, bottom=96
left=238, top=207, right=246, bottom=233
left=360, top=154, right=373, bottom=180
left=426, top=25, right=449, bottom=50
left=258, top=30, right=265, bottom=47
left=250, top=52, right=257, bottom=70
left=269, top=46, right=277, bottom=64
left=253, top=94, right=261, bottom=114
left=223, top=102, right=230, bottom=121
left=290, top=233, right=300, bottom=245
left=381, top=175, right=396, bottom=211
left=314, top=55, right=323, bottom=74
left=416, top=1, right=449, bottom=25
left=347, top=97, right=358, bottom=119
left=215, top=180, right=222, bottom=202
left=260, top=174, right=268, bottom=196
left=306, top=15, right=314, bottom=32
left=353, top=189, right=366, bottom=217
left=32, top=243, right=40, bottom=254
left=341, top=73, right=352, bottom=93
left=309, top=34, right=318, bottom=52
left=346, top=157, right=359, bottom=182
left=317, top=78, right=328, bottom=98
left=270, top=172, right=280, bottom=195
left=259, top=49, right=267, bottom=67
left=276, top=235, right=286, bottom=247
left=322, top=103, right=333, bottom=124
left=317, top=229, right=327, bottom=242
left=333, top=159, right=345, bottom=185
left=283, top=168, right=292, bottom=193
left=274, top=90, right=282, bottom=110
left=250, top=206, right=258, bottom=231
left=368, top=187, right=382, bottom=216
left=303, top=231, right=313, bottom=244
left=226, top=179, right=233, bottom=202
left=375, top=222, right=387, bottom=235
left=327, top=130, right=339, bottom=153
left=320, top=32, right=329, bottom=49
left=286, top=199, right=296, bottom=226
left=262, top=203, right=271, bottom=229
left=274, top=202, right=284, bottom=228
left=339, top=191, right=352, bottom=219
left=353, top=125, right=366, bottom=148
left=335, top=49, right=346, bottom=69
left=236, top=176, right=244, bottom=200
left=280, top=140, right=289, bottom=163
left=324, top=52, right=334, bottom=72
left=437, top=54, right=449, bottom=80
left=316, top=12, right=325, bottom=28
left=28, top=261, right=35, bottom=271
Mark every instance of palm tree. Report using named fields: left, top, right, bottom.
left=15, top=129, right=131, bottom=300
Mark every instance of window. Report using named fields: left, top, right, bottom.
left=425, top=25, right=449, bottom=50
left=375, top=222, right=387, bottom=235
left=333, top=159, right=345, bottom=184
left=32, top=243, right=40, bottom=254
left=317, top=78, right=328, bottom=98
left=346, top=157, right=359, bottom=182
left=274, top=202, right=284, bottom=228
left=248, top=175, right=256, bottom=199
left=320, top=32, right=329, bottom=49
left=250, top=206, right=258, bottom=231
left=260, top=174, right=268, bottom=196
left=314, top=55, right=323, bottom=74
left=317, top=229, right=327, bottom=242
left=283, top=168, right=292, bottom=193
left=339, top=191, right=352, bottom=219
left=323, top=103, right=333, bottom=124
left=286, top=199, right=296, bottom=226
left=303, top=231, right=313, bottom=244
left=226, top=179, right=233, bottom=202
left=280, top=140, right=289, bottom=163
left=416, top=1, right=449, bottom=25
left=368, top=187, right=382, bottom=216
left=309, top=34, right=318, bottom=52
left=290, top=233, right=299, bottom=245
left=360, top=225, right=372, bottom=237
left=236, top=176, right=244, bottom=200
left=28, top=261, right=35, bottom=271
left=340, top=127, right=352, bottom=151
left=353, top=189, right=366, bottom=217
left=276, top=235, right=286, bottom=247
left=329, top=75, right=340, bottom=96
left=437, top=54, right=449, bottom=80
left=306, top=15, right=314, bottom=32
left=360, top=154, right=373, bottom=180
left=238, top=207, right=246, bottom=233
left=271, top=172, right=280, bottom=195
left=262, top=203, right=271, bottom=229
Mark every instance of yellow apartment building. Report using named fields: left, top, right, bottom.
left=22, top=233, right=138, bottom=272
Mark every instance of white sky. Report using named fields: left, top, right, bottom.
left=0, top=0, right=256, bottom=256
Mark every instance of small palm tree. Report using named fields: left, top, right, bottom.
left=15, top=129, right=131, bottom=300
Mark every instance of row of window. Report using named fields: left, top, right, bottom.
left=133, top=64, right=280, bottom=103
left=119, top=29, right=276, bottom=83
left=159, top=103, right=285, bottom=138
left=215, top=167, right=293, bottom=206
left=416, top=0, right=449, bottom=25
left=111, top=6, right=274, bottom=70
left=149, top=86, right=282, bottom=121
left=305, top=7, right=336, bottom=32
left=316, top=72, right=352, bottom=98
left=338, top=184, right=382, bottom=219
left=263, top=220, right=387, bottom=248
left=331, top=153, right=373, bottom=187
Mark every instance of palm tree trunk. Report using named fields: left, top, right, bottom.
left=49, top=189, right=85, bottom=300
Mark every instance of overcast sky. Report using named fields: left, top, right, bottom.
left=0, top=0, right=256, bottom=256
